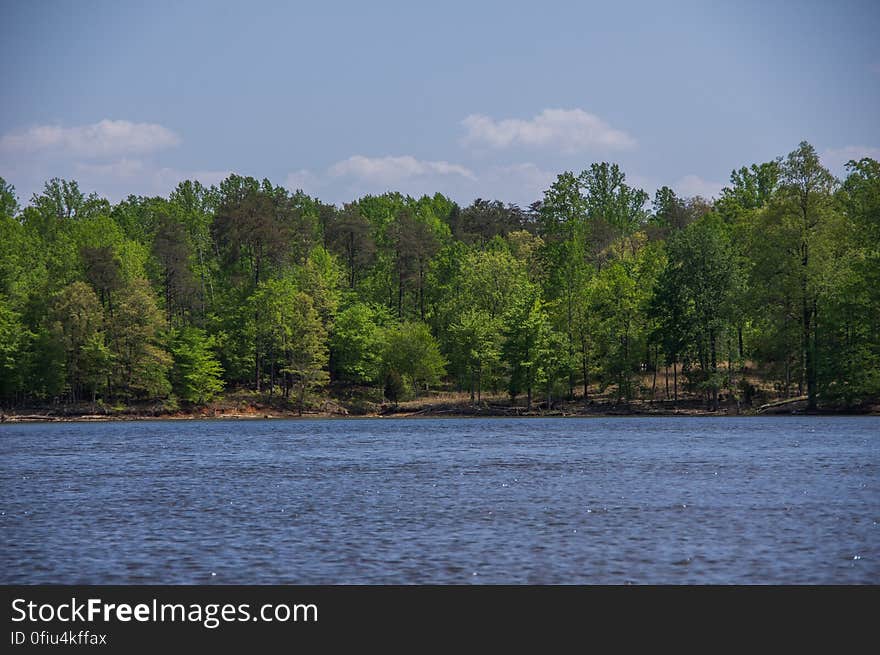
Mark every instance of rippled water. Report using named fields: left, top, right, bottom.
left=1, top=417, right=877, bottom=584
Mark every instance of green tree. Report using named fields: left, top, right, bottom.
left=0, top=297, right=31, bottom=402
left=454, top=199, right=528, bottom=246
left=152, top=214, right=197, bottom=324
left=537, top=328, right=569, bottom=410
left=586, top=262, right=641, bottom=401
left=580, top=162, right=649, bottom=261
left=436, top=246, right=526, bottom=396
left=381, top=322, right=446, bottom=397
left=501, top=285, right=550, bottom=410
left=650, top=258, right=690, bottom=404
left=27, top=328, right=67, bottom=400
left=80, top=332, right=114, bottom=402
left=167, top=180, right=219, bottom=316
left=325, top=203, right=376, bottom=289
left=108, top=279, right=172, bottom=398
left=2, top=149, right=878, bottom=413
left=282, top=292, right=330, bottom=414
left=80, top=245, right=124, bottom=313
left=662, top=214, right=737, bottom=409
left=717, top=160, right=781, bottom=222
left=778, top=142, right=836, bottom=409
left=538, top=172, right=589, bottom=398
left=330, top=302, right=388, bottom=385
left=170, top=327, right=224, bottom=403
left=50, top=281, right=107, bottom=402
left=0, top=177, right=19, bottom=220
left=817, top=158, right=880, bottom=405
left=448, top=308, right=501, bottom=405
left=250, top=278, right=329, bottom=412
left=295, top=246, right=341, bottom=331
left=212, top=177, right=298, bottom=390
left=388, top=209, right=442, bottom=320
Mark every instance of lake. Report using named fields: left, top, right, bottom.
left=1, top=416, right=877, bottom=584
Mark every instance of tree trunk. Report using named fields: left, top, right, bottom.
left=800, top=193, right=817, bottom=411
left=566, top=272, right=574, bottom=400
left=665, top=363, right=669, bottom=400
left=710, top=329, right=718, bottom=411
left=807, top=297, right=817, bottom=410
left=269, top=349, right=275, bottom=396
left=164, top=270, right=172, bottom=324
left=727, top=336, right=732, bottom=392
left=673, top=359, right=678, bottom=405
left=785, top=357, right=791, bottom=398
left=582, top=352, right=589, bottom=409
left=419, top=264, right=427, bottom=322
left=738, top=325, right=744, bottom=371
left=255, top=350, right=261, bottom=392
left=348, top=234, right=356, bottom=289
left=623, top=325, right=630, bottom=400
left=651, top=345, right=658, bottom=400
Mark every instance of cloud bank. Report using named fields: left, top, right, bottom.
left=461, top=108, right=637, bottom=153
left=328, top=155, right=475, bottom=183
left=0, top=120, right=181, bottom=158
left=0, top=119, right=230, bottom=201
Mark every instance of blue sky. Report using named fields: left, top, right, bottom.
left=1, top=0, right=878, bottom=207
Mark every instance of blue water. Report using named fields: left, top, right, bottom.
left=1, top=416, right=877, bottom=584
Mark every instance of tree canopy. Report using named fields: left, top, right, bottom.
left=1, top=142, right=877, bottom=413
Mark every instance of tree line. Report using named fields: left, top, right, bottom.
left=1, top=141, right=877, bottom=413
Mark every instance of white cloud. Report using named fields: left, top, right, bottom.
left=673, top=174, right=725, bottom=200
left=0, top=119, right=228, bottom=201
left=461, top=108, right=637, bottom=153
left=0, top=120, right=180, bottom=158
left=821, top=145, right=880, bottom=176
left=328, top=155, right=475, bottom=184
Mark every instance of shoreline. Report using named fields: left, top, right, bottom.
left=2, top=402, right=877, bottom=424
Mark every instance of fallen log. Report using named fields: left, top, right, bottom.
left=756, top=396, right=808, bottom=414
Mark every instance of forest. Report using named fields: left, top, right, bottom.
left=0, top=141, right=878, bottom=416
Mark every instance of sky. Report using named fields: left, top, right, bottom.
left=1, top=0, right=879, bottom=208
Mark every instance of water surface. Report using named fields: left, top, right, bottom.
left=1, top=416, right=877, bottom=583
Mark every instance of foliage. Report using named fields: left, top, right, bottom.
left=171, top=327, right=224, bottom=403
left=0, top=145, right=877, bottom=412
left=330, top=302, right=388, bottom=384
left=380, top=321, right=446, bottom=396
